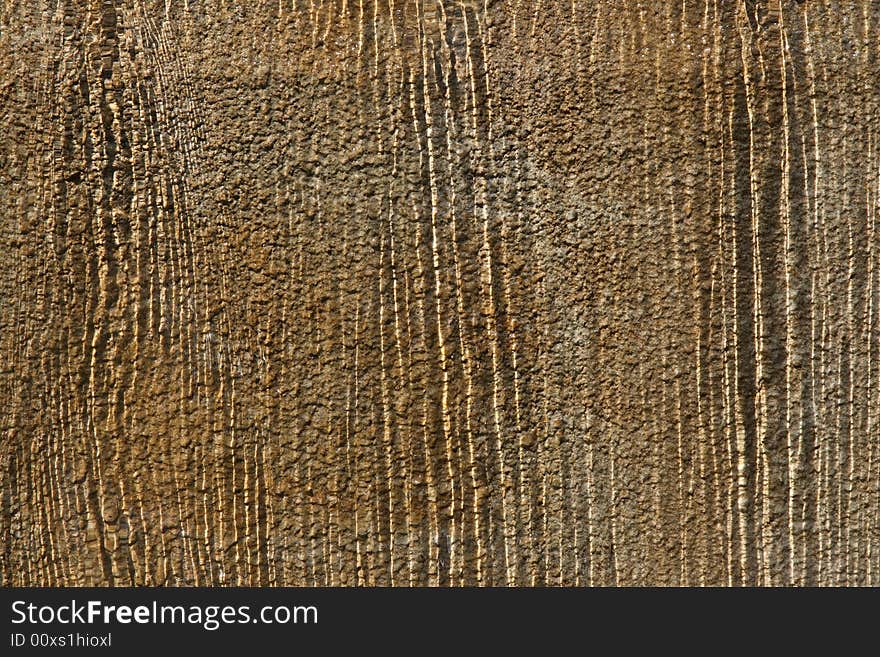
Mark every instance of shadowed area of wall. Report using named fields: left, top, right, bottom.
left=1, top=0, right=879, bottom=586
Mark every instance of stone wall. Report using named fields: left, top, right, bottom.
left=2, top=0, right=878, bottom=585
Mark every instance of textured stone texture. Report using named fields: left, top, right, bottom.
left=1, top=1, right=879, bottom=586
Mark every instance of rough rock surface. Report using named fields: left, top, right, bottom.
left=2, top=1, right=879, bottom=586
